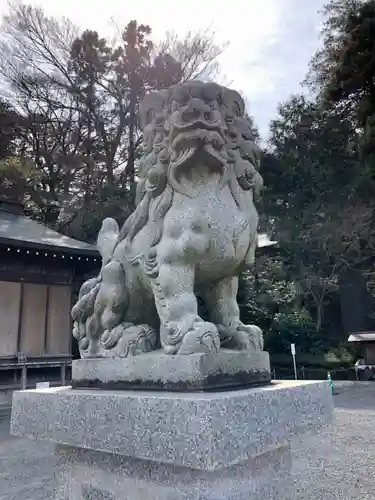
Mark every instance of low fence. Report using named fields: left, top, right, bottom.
left=0, top=359, right=71, bottom=391
left=271, top=365, right=358, bottom=381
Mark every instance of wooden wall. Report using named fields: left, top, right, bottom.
left=0, top=280, right=72, bottom=358
left=0, top=281, right=21, bottom=357
left=46, top=286, right=72, bottom=355
left=365, top=344, right=375, bottom=365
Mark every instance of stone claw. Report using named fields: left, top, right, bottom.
left=219, top=323, right=263, bottom=351
left=178, top=320, right=220, bottom=355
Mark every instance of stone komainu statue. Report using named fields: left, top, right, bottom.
left=72, top=81, right=264, bottom=357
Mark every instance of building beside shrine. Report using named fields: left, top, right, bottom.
left=348, top=332, right=375, bottom=380
left=0, top=199, right=99, bottom=402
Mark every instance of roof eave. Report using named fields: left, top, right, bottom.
left=0, top=236, right=99, bottom=257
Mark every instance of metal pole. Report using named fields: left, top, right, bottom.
left=292, top=354, right=297, bottom=380
left=291, top=344, right=297, bottom=380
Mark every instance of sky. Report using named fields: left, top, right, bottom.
left=0, top=0, right=327, bottom=140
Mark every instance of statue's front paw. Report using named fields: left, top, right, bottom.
left=101, top=323, right=158, bottom=357
left=219, top=323, right=263, bottom=351
left=177, top=320, right=220, bottom=355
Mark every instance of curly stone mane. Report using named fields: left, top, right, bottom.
left=114, top=93, right=174, bottom=274
left=115, top=82, right=263, bottom=264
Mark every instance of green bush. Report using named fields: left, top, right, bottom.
left=270, top=352, right=354, bottom=370
left=265, top=309, right=327, bottom=355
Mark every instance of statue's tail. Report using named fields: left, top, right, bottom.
left=72, top=277, right=101, bottom=325
left=71, top=260, right=128, bottom=355
left=72, top=260, right=157, bottom=357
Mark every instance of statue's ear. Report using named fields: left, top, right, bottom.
left=222, top=88, right=245, bottom=117
left=139, top=91, right=166, bottom=130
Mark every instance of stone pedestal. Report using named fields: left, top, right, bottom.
left=54, top=444, right=291, bottom=499
left=72, top=349, right=271, bottom=391
left=10, top=380, right=333, bottom=499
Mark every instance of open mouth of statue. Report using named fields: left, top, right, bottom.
left=172, top=117, right=223, bottom=132
left=169, top=128, right=226, bottom=172
left=167, top=122, right=228, bottom=195
left=171, top=128, right=224, bottom=154
left=168, top=127, right=228, bottom=193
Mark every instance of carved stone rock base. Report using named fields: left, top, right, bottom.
left=11, top=381, right=333, bottom=499
left=72, top=349, right=271, bottom=392
left=54, top=444, right=292, bottom=500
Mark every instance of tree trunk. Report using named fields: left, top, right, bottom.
left=315, top=298, right=324, bottom=332
left=127, top=88, right=137, bottom=208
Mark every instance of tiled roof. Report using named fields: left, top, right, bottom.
left=0, top=205, right=97, bottom=255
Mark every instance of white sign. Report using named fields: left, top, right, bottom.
left=36, top=382, right=50, bottom=389
left=291, top=343, right=296, bottom=356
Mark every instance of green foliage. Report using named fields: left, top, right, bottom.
left=270, top=350, right=356, bottom=370
left=237, top=256, right=300, bottom=333
left=266, top=309, right=325, bottom=355
left=308, top=0, right=375, bottom=157
left=0, top=3, right=223, bottom=231
left=0, top=100, right=18, bottom=159
left=265, top=94, right=359, bottom=215
left=0, top=102, right=41, bottom=203
left=65, top=184, right=134, bottom=243
left=262, top=86, right=375, bottom=335
left=251, top=0, right=375, bottom=358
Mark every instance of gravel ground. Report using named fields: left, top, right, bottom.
left=292, top=382, right=375, bottom=500
left=0, top=383, right=373, bottom=499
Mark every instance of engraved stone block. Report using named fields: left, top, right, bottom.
left=72, top=349, right=271, bottom=391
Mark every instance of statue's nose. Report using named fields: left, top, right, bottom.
left=183, top=98, right=211, bottom=121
